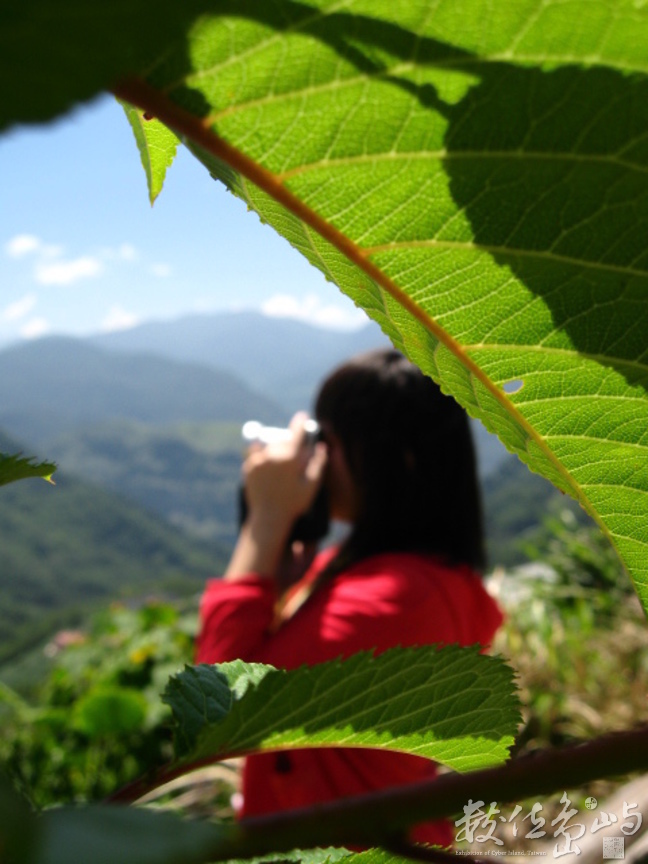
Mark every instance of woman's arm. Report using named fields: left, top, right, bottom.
left=225, top=412, right=328, bottom=581
left=195, top=574, right=278, bottom=663
left=196, top=414, right=328, bottom=663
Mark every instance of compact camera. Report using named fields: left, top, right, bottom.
left=241, top=419, right=320, bottom=447
left=238, top=420, right=330, bottom=543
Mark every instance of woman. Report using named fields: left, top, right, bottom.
left=196, top=349, right=503, bottom=845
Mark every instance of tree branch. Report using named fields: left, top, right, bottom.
left=203, top=725, right=648, bottom=860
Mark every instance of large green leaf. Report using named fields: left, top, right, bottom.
left=3, top=2, right=648, bottom=611
left=164, top=647, right=520, bottom=771
left=120, top=1, right=648, bottom=611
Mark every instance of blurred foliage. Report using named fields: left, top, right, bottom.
left=0, top=601, right=197, bottom=808
left=493, top=510, right=648, bottom=753
left=3, top=514, right=646, bottom=821
left=522, top=510, right=637, bottom=624
left=483, top=456, right=590, bottom=568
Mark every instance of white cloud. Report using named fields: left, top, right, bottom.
left=118, top=243, right=138, bottom=261
left=7, top=237, right=150, bottom=294
left=101, top=306, right=140, bottom=333
left=261, top=293, right=367, bottom=330
left=100, top=243, right=139, bottom=262
left=35, top=256, right=103, bottom=286
left=40, top=243, right=64, bottom=259
left=6, top=234, right=41, bottom=258
left=3, top=294, right=37, bottom=322
left=150, top=263, right=171, bottom=277
left=20, top=317, right=50, bottom=339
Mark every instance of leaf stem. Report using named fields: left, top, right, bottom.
left=111, top=726, right=648, bottom=859
left=219, top=725, right=648, bottom=856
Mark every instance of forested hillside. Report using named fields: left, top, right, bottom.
left=0, top=431, right=226, bottom=664
left=46, top=420, right=243, bottom=545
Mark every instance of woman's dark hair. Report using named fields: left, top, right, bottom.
left=315, top=349, right=485, bottom=573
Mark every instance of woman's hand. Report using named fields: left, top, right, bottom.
left=225, top=414, right=328, bottom=581
left=243, top=413, right=327, bottom=531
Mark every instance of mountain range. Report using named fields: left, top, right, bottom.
left=91, top=311, right=389, bottom=415
left=1, top=311, right=510, bottom=473
left=0, top=333, right=283, bottom=447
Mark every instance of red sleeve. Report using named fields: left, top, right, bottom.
left=250, top=563, right=435, bottom=669
left=195, top=575, right=278, bottom=664
left=194, top=564, right=410, bottom=669
left=195, top=554, right=502, bottom=672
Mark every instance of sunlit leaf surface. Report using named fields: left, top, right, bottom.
left=164, top=647, right=520, bottom=771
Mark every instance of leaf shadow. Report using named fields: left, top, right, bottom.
left=440, top=61, right=648, bottom=393
left=161, top=1, right=648, bottom=393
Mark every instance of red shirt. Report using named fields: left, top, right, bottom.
left=196, top=550, right=503, bottom=845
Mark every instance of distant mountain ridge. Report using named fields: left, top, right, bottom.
left=89, top=311, right=511, bottom=475
left=0, top=312, right=512, bottom=475
left=91, top=311, right=390, bottom=414
left=0, top=335, right=283, bottom=447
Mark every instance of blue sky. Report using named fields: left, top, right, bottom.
left=0, top=96, right=367, bottom=347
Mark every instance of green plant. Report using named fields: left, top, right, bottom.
left=0, top=602, right=197, bottom=808
left=0, top=452, right=55, bottom=487
left=494, top=514, right=648, bottom=749
left=522, top=510, right=637, bottom=625
left=2, top=3, right=648, bottom=862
